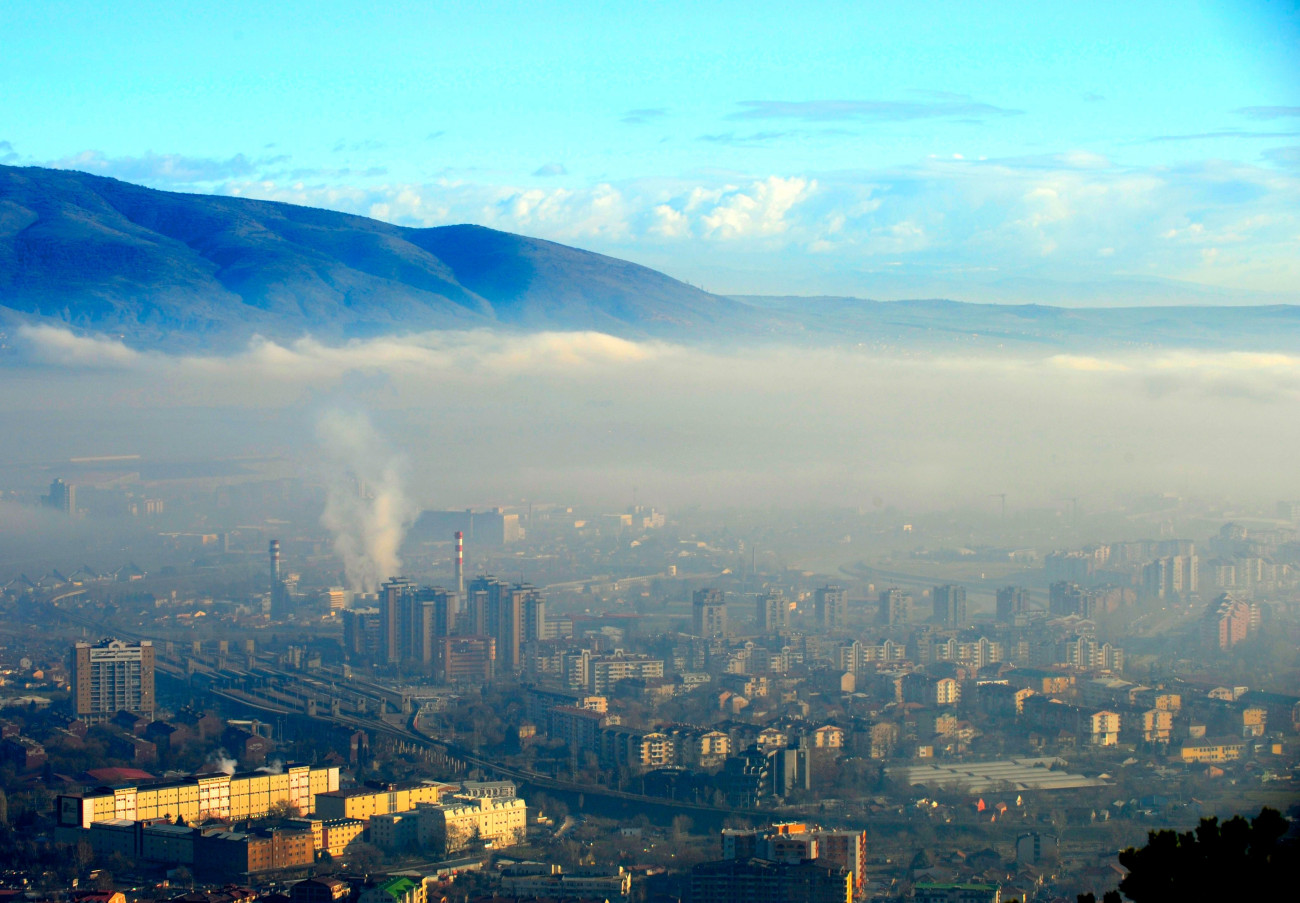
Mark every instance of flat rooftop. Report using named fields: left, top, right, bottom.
left=886, top=756, right=1110, bottom=793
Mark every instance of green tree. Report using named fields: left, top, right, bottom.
left=1115, top=807, right=1296, bottom=903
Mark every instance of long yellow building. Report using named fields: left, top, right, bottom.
left=1179, top=738, right=1247, bottom=764
left=58, top=764, right=340, bottom=828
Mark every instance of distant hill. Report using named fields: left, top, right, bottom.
left=1, top=164, right=1298, bottom=353
left=0, top=165, right=746, bottom=347
left=732, top=295, right=1300, bottom=352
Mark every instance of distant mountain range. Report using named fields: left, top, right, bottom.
left=2, top=164, right=1298, bottom=353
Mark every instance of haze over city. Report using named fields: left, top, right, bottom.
left=0, top=3, right=1297, bottom=903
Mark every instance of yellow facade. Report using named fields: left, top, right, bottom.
left=60, top=765, right=339, bottom=829
left=131, top=782, right=200, bottom=821
left=1041, top=675, right=1074, bottom=694
left=1242, top=707, right=1267, bottom=737
left=427, top=797, right=527, bottom=855
left=322, top=818, right=367, bottom=857
left=314, top=782, right=447, bottom=822
left=287, top=816, right=324, bottom=851
left=1142, top=709, right=1174, bottom=743
left=1180, top=741, right=1246, bottom=764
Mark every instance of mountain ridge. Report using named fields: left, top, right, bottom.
left=0, top=165, right=744, bottom=348
left=2, top=165, right=1298, bottom=353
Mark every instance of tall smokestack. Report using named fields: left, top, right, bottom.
left=455, top=531, right=464, bottom=595
left=270, top=539, right=281, bottom=586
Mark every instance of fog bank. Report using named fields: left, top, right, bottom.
left=4, top=326, right=1299, bottom=510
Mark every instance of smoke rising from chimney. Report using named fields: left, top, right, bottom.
left=316, top=409, right=416, bottom=593
left=214, top=753, right=238, bottom=775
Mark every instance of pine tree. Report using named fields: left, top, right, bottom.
left=1115, top=807, right=1296, bottom=903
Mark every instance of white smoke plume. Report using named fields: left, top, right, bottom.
left=317, top=409, right=417, bottom=593
left=213, top=753, right=238, bottom=775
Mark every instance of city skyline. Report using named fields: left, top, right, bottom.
left=0, top=5, right=1297, bottom=902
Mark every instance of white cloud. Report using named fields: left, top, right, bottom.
left=486, top=183, right=631, bottom=240
left=1058, top=150, right=1111, bottom=169
left=8, top=329, right=1300, bottom=508
left=16, top=327, right=673, bottom=398
left=649, top=203, right=690, bottom=238
left=50, top=141, right=1296, bottom=298
left=51, top=150, right=266, bottom=183
left=18, top=324, right=144, bottom=367
left=698, top=176, right=815, bottom=240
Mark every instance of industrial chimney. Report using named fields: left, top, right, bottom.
left=455, top=530, right=464, bottom=595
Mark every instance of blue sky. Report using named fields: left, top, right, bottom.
left=3, top=0, right=1298, bottom=302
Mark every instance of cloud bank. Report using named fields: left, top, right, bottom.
left=6, top=326, right=1300, bottom=510
left=202, top=156, right=1300, bottom=299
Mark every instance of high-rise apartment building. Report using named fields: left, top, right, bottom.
left=520, top=586, right=546, bottom=646
left=877, top=587, right=912, bottom=626
left=342, top=608, right=383, bottom=659
left=379, top=578, right=457, bottom=672
left=464, top=576, right=504, bottom=637
left=465, top=577, right=514, bottom=672
left=691, top=858, right=851, bottom=903
left=692, top=588, right=727, bottom=637
left=755, top=589, right=788, bottom=633
left=379, top=577, right=417, bottom=665
left=814, top=585, right=846, bottom=631
left=73, top=638, right=156, bottom=723
left=357, top=575, right=534, bottom=678
left=721, top=824, right=866, bottom=897
left=932, top=585, right=967, bottom=627
left=589, top=655, right=665, bottom=694
left=44, top=478, right=75, bottom=515
left=1203, top=592, right=1260, bottom=651
left=1049, top=581, right=1087, bottom=617
left=1142, top=555, right=1199, bottom=601
left=996, top=586, right=1030, bottom=622
left=465, top=576, right=543, bottom=673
